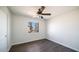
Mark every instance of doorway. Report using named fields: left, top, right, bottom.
left=0, top=9, right=8, bottom=52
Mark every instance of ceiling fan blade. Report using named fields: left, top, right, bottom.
left=37, top=6, right=45, bottom=14
left=41, top=13, right=51, bottom=15
left=40, top=6, right=45, bottom=12
left=37, top=6, right=51, bottom=16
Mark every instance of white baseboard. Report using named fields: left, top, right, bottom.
left=8, top=45, right=12, bottom=52
left=48, top=39, right=78, bottom=51
left=12, top=38, right=46, bottom=46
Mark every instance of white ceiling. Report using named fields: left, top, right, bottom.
left=8, top=6, right=79, bottom=19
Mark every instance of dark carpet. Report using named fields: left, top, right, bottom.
left=9, top=39, right=76, bottom=52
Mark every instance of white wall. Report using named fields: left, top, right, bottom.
left=0, top=7, right=11, bottom=51
left=12, top=14, right=46, bottom=45
left=47, top=9, right=79, bottom=51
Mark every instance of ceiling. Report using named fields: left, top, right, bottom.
left=8, top=6, right=79, bottom=19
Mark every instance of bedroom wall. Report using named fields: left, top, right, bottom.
left=11, top=14, right=46, bottom=45
left=47, top=9, right=79, bottom=51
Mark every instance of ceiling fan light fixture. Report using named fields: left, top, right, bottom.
left=39, top=15, right=43, bottom=19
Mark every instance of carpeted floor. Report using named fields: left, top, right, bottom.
left=9, top=39, right=76, bottom=52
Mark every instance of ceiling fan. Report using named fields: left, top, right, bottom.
left=37, top=6, right=51, bottom=16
